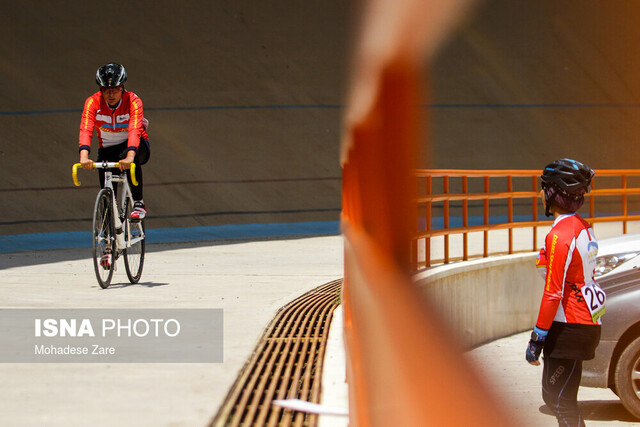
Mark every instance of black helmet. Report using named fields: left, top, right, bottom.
left=541, top=158, right=594, bottom=193
left=95, top=63, right=127, bottom=87
left=541, top=158, right=594, bottom=216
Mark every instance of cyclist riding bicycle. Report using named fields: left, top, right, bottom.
left=78, top=62, right=150, bottom=221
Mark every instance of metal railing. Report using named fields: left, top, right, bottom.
left=413, top=169, right=640, bottom=269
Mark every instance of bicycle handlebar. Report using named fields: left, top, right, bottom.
left=72, top=162, right=138, bottom=187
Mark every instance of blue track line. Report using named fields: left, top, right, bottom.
left=0, top=221, right=340, bottom=254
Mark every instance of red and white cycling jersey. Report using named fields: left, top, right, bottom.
left=535, top=213, right=604, bottom=329
left=78, top=90, right=148, bottom=152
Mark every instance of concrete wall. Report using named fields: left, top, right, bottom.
left=414, top=253, right=542, bottom=349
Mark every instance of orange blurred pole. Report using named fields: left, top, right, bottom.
left=341, top=0, right=511, bottom=424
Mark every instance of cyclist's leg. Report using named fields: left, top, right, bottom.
left=541, top=356, right=585, bottom=426
left=125, top=138, right=149, bottom=219
left=127, top=164, right=143, bottom=201
left=123, top=138, right=149, bottom=201
left=136, top=137, right=150, bottom=165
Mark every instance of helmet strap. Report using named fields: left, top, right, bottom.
left=543, top=184, right=554, bottom=217
left=545, top=197, right=552, bottom=217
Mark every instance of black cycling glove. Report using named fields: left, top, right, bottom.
left=525, top=326, right=548, bottom=364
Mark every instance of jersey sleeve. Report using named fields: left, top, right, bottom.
left=78, top=95, right=98, bottom=152
left=535, top=230, right=570, bottom=330
left=126, top=94, right=144, bottom=150
left=536, top=248, right=548, bottom=279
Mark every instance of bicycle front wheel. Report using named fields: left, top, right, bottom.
left=124, top=198, right=145, bottom=283
left=92, top=189, right=115, bottom=289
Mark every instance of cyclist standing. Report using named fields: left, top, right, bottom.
left=78, top=62, right=150, bottom=220
left=526, top=158, right=605, bottom=427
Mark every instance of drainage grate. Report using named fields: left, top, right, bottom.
left=212, top=279, right=343, bottom=427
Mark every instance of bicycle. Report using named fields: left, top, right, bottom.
left=72, top=162, right=145, bottom=289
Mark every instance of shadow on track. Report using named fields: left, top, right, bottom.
left=538, top=400, right=638, bottom=423
left=98, top=282, right=170, bottom=290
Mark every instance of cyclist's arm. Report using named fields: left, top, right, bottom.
left=125, top=93, right=144, bottom=153
left=78, top=94, right=98, bottom=168
left=79, top=149, right=93, bottom=169
left=535, top=230, right=571, bottom=330
left=118, top=150, right=136, bottom=170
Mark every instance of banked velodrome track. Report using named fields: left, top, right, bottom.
left=3, top=1, right=640, bottom=426
left=3, top=1, right=640, bottom=238
left=0, top=1, right=348, bottom=237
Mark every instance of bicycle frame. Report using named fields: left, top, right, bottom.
left=108, top=172, right=144, bottom=252
left=73, top=162, right=144, bottom=253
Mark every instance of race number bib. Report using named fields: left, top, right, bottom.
left=581, top=281, right=606, bottom=323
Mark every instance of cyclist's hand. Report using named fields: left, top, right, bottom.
left=525, top=326, right=548, bottom=366
left=79, top=150, right=94, bottom=170
left=119, top=151, right=136, bottom=170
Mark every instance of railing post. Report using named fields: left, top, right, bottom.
left=483, top=176, right=489, bottom=258
left=507, top=175, right=513, bottom=254
left=444, top=176, right=450, bottom=264
left=411, top=177, right=420, bottom=270
left=462, top=175, right=468, bottom=261
left=589, top=177, right=595, bottom=219
left=532, top=175, right=538, bottom=251
left=426, top=175, right=432, bottom=267
left=622, top=174, right=628, bottom=234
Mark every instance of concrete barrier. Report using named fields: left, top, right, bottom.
left=413, top=222, right=640, bottom=349
left=414, top=252, right=543, bottom=349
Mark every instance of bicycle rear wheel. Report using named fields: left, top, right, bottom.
left=92, top=189, right=115, bottom=288
left=124, top=198, right=145, bottom=283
